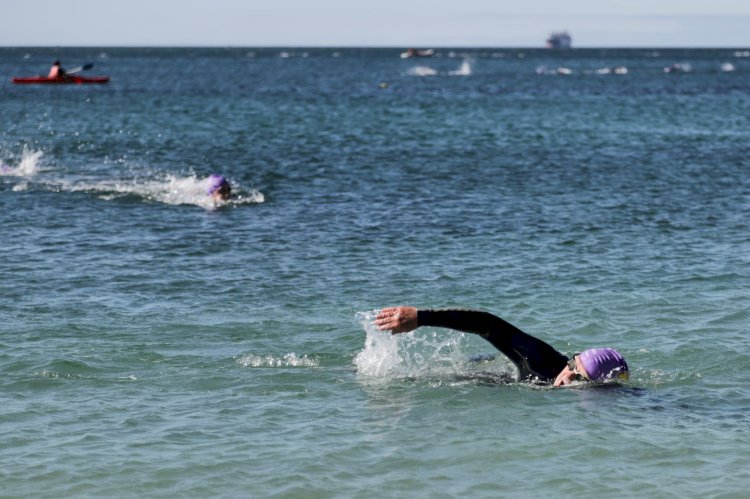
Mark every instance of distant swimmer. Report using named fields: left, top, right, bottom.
left=664, top=63, right=691, bottom=74
left=48, top=60, right=66, bottom=79
left=375, top=306, right=629, bottom=387
left=206, top=174, right=232, bottom=201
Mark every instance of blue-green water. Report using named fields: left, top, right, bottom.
left=1, top=47, right=749, bottom=497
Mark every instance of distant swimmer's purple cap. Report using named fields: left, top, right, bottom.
left=578, top=348, right=629, bottom=382
left=206, top=174, right=229, bottom=195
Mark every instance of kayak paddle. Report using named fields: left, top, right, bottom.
left=66, top=63, right=94, bottom=75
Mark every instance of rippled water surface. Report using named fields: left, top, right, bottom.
left=2, top=47, right=749, bottom=497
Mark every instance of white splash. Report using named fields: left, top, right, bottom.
left=62, top=174, right=264, bottom=210
left=449, top=60, right=472, bottom=76
left=236, top=353, right=318, bottom=368
left=408, top=66, right=438, bottom=77
left=0, top=146, right=43, bottom=177
left=2, top=151, right=264, bottom=210
left=594, top=66, right=628, bottom=75
left=353, top=310, right=404, bottom=377
left=535, top=66, right=573, bottom=76
left=353, top=310, right=475, bottom=379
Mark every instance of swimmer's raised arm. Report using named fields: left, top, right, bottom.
left=375, top=306, right=418, bottom=334
left=374, top=305, right=570, bottom=382
left=375, top=306, right=524, bottom=340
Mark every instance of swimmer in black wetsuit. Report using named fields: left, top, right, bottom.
left=374, top=306, right=629, bottom=387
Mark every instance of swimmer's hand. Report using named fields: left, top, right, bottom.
left=375, top=306, right=418, bottom=334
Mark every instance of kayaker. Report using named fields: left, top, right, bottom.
left=206, top=174, right=232, bottom=201
left=48, top=60, right=66, bottom=80
left=374, top=306, right=629, bottom=387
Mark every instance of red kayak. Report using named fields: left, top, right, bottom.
left=12, top=75, right=110, bottom=84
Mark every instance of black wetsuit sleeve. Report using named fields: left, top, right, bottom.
left=417, top=309, right=568, bottom=383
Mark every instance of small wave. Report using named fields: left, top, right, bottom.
left=236, top=353, right=318, bottom=368
left=35, top=370, right=84, bottom=380
left=535, top=66, right=573, bottom=76
left=0, top=146, right=43, bottom=177
left=278, top=51, right=309, bottom=59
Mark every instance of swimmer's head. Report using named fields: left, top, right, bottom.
left=206, top=174, right=231, bottom=200
left=553, top=347, right=628, bottom=387
left=578, top=348, right=629, bottom=382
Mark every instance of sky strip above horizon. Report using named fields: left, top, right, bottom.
left=2, top=0, right=749, bottom=48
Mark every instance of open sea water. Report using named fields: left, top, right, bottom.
left=1, top=47, right=749, bottom=498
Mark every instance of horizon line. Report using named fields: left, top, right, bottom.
left=2, top=44, right=749, bottom=50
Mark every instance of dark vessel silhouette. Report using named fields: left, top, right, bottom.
left=546, top=31, right=572, bottom=49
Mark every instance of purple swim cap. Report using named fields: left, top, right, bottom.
left=578, top=348, right=629, bottom=382
left=206, top=174, right=229, bottom=195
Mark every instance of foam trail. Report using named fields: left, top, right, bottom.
left=2, top=152, right=264, bottom=210
left=236, top=353, right=318, bottom=368
left=62, top=174, right=264, bottom=210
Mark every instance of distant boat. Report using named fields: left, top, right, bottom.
left=400, top=48, right=435, bottom=59
left=546, top=31, right=572, bottom=49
